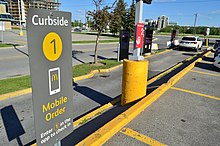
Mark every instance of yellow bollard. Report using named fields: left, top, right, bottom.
left=121, top=59, right=148, bottom=106
left=20, top=30, right=23, bottom=36
left=205, top=38, right=209, bottom=47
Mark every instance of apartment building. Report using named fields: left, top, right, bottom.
left=7, top=0, right=60, bottom=25
left=0, top=0, right=13, bottom=29
left=157, top=15, right=169, bottom=30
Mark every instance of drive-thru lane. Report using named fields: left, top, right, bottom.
left=105, top=53, right=220, bottom=146
left=0, top=49, right=201, bottom=146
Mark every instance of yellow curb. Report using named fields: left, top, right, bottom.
left=76, top=51, right=211, bottom=146
left=76, top=82, right=170, bottom=146
left=74, top=97, right=120, bottom=127
left=0, top=88, right=32, bottom=101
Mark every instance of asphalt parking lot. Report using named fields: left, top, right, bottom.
left=105, top=52, right=220, bottom=146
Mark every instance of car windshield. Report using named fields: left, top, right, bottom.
left=182, top=37, right=196, bottom=41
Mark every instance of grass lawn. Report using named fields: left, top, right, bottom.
left=0, top=59, right=122, bottom=95
left=0, top=76, right=31, bottom=95
left=72, top=59, right=122, bottom=77
left=0, top=43, right=16, bottom=48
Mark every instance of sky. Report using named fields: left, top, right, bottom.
left=60, top=0, right=220, bottom=27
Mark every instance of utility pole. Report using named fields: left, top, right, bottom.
left=18, top=0, right=23, bottom=36
left=193, top=13, right=198, bottom=35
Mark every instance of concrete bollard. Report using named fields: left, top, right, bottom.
left=121, top=59, right=148, bottom=106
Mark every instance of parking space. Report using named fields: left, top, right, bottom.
left=105, top=53, right=220, bottom=146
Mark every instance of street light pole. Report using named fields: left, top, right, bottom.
left=18, top=0, right=23, bottom=36
left=193, top=13, right=197, bottom=35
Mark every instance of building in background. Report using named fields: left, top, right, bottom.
left=0, top=0, right=14, bottom=29
left=169, top=21, right=178, bottom=26
left=157, top=15, right=169, bottom=30
left=145, top=18, right=157, bottom=28
left=6, top=0, right=60, bottom=25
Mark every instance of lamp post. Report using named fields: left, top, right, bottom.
left=193, top=13, right=197, bottom=35
left=18, top=0, right=23, bottom=36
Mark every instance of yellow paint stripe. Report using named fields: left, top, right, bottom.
left=171, top=87, right=220, bottom=101
left=0, top=88, right=32, bottom=101
left=190, top=70, right=220, bottom=77
left=73, top=97, right=120, bottom=127
left=16, top=40, right=27, bottom=44
left=76, top=51, right=211, bottom=146
left=121, top=128, right=166, bottom=146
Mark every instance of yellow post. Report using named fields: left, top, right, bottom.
left=20, top=30, right=23, bottom=36
left=205, top=38, right=209, bottom=47
left=121, top=59, right=148, bottom=106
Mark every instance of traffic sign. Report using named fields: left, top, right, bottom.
left=135, top=23, right=145, bottom=49
left=27, top=8, right=73, bottom=146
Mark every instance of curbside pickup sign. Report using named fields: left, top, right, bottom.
left=27, top=8, right=73, bottom=146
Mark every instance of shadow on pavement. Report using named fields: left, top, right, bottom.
left=182, top=53, right=196, bottom=56
left=195, top=62, right=220, bottom=73
left=73, top=82, right=113, bottom=105
left=62, top=102, right=132, bottom=145
left=13, top=45, right=29, bottom=57
left=90, top=55, right=108, bottom=60
left=202, top=56, right=214, bottom=62
left=72, top=50, right=85, bottom=64
left=0, top=105, right=25, bottom=146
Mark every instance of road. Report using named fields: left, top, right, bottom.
left=0, top=31, right=171, bottom=79
left=0, top=49, right=202, bottom=146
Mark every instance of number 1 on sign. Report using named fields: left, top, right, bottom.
left=43, top=32, right=62, bottom=61
left=50, top=39, right=56, bottom=54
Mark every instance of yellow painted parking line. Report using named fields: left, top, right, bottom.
left=16, top=40, right=27, bottom=44
left=171, top=87, right=220, bottom=101
left=120, top=128, right=167, bottom=146
left=190, top=70, right=220, bottom=77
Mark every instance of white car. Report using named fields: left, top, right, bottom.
left=214, top=53, right=220, bottom=69
left=179, top=36, right=203, bottom=52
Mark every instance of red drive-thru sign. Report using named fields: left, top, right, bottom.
left=135, top=23, right=145, bottom=48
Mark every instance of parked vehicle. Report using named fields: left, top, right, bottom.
left=213, top=53, right=220, bottom=69
left=213, top=40, right=220, bottom=50
left=179, top=36, right=203, bottom=52
left=214, top=46, right=220, bottom=58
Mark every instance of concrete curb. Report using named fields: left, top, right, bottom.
left=76, top=51, right=211, bottom=146
left=0, top=88, right=32, bottom=101
left=73, top=64, right=123, bottom=82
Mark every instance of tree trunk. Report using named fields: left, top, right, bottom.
left=94, top=32, right=100, bottom=64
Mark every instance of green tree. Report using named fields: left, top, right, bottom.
left=126, top=0, right=135, bottom=38
left=109, top=0, right=127, bottom=35
left=88, top=0, right=116, bottom=64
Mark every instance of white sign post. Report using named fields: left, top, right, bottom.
left=0, top=21, right=5, bottom=42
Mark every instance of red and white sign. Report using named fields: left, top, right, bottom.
left=135, top=23, right=145, bottom=48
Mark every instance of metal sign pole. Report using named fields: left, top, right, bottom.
left=130, top=0, right=144, bottom=60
